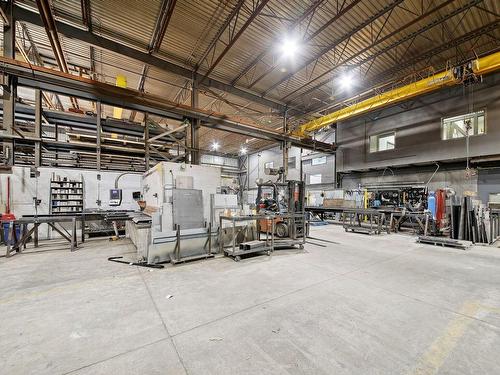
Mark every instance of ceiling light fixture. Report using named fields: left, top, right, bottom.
left=211, top=141, right=220, bottom=151
left=280, top=36, right=300, bottom=58
left=340, top=71, right=355, bottom=90
left=240, top=146, right=248, bottom=155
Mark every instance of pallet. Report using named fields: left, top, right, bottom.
left=345, top=226, right=379, bottom=235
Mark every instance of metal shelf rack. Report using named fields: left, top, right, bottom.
left=49, top=178, right=84, bottom=214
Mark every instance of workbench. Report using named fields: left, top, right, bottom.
left=5, top=216, right=79, bottom=257
left=305, top=206, right=352, bottom=220
left=4, top=210, right=138, bottom=258
left=389, top=210, right=431, bottom=235
left=342, top=209, right=389, bottom=235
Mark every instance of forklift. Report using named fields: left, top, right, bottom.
left=255, top=172, right=305, bottom=238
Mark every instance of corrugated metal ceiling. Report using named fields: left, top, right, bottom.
left=10, top=0, right=500, bottom=153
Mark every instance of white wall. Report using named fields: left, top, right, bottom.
left=245, top=145, right=335, bottom=188
left=0, top=166, right=142, bottom=217
left=246, top=146, right=301, bottom=188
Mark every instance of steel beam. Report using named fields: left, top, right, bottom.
left=281, top=0, right=482, bottom=103
left=261, top=0, right=404, bottom=96
left=148, top=123, right=188, bottom=143
left=282, top=107, right=289, bottom=181
left=132, top=0, right=177, bottom=121
left=129, top=65, right=149, bottom=121
left=80, top=0, right=92, bottom=31
left=231, top=0, right=327, bottom=85
left=18, top=22, right=64, bottom=110
left=34, top=89, right=42, bottom=167
left=36, top=0, right=79, bottom=109
left=2, top=0, right=15, bottom=165
left=199, top=0, right=271, bottom=83
left=295, top=23, right=499, bottom=124
left=190, top=80, right=200, bottom=164
left=144, top=112, right=150, bottom=169
left=195, top=0, right=246, bottom=70
left=13, top=4, right=285, bottom=111
left=96, top=101, right=101, bottom=171
left=0, top=57, right=333, bottom=152
left=246, top=0, right=362, bottom=90
left=149, top=0, right=177, bottom=53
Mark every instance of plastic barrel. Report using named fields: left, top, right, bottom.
left=428, top=192, right=436, bottom=220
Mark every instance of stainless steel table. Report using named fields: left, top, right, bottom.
left=219, top=214, right=276, bottom=261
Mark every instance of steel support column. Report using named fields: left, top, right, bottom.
left=190, top=80, right=200, bottom=164
left=34, top=89, right=42, bottom=167
left=2, top=0, right=15, bottom=165
left=282, top=108, right=289, bottom=181
left=96, top=101, right=101, bottom=171
left=144, top=112, right=150, bottom=170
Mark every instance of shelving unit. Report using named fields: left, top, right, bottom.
left=49, top=178, right=85, bottom=214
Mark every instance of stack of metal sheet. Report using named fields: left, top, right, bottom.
left=417, top=235, right=472, bottom=250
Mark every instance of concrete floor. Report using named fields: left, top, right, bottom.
left=1, top=225, right=500, bottom=375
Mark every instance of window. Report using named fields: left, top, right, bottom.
left=369, top=132, right=395, bottom=153
left=288, top=156, right=296, bottom=169
left=310, top=174, right=322, bottom=184
left=442, top=110, right=485, bottom=140
left=312, top=156, right=327, bottom=165
left=264, top=161, right=274, bottom=169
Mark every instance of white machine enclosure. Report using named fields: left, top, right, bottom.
left=142, top=162, right=222, bottom=232
left=139, top=162, right=223, bottom=263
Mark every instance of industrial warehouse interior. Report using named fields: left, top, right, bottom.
left=0, top=0, right=500, bottom=374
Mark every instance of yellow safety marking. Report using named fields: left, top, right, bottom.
left=479, top=304, right=500, bottom=315
left=410, top=301, right=480, bottom=375
left=113, top=74, right=127, bottom=118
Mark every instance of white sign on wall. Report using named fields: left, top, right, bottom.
left=310, top=174, right=322, bottom=184
left=312, top=156, right=327, bottom=165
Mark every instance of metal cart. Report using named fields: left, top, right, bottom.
left=219, top=214, right=276, bottom=261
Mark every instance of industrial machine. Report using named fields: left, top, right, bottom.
left=367, top=186, right=427, bottom=210
left=256, top=179, right=305, bottom=238
left=129, top=162, right=224, bottom=264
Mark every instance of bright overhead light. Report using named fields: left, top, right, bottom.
left=240, top=146, right=248, bottom=155
left=339, top=71, right=355, bottom=89
left=280, top=36, right=300, bottom=58
left=211, top=141, right=220, bottom=151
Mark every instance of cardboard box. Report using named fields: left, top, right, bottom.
left=323, top=199, right=344, bottom=208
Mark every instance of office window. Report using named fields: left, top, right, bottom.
left=442, top=110, right=485, bottom=140
left=310, top=174, right=322, bottom=184
left=312, top=156, right=327, bottom=165
left=369, top=132, right=395, bottom=153
left=288, top=156, right=296, bottom=169
left=264, top=161, right=274, bottom=169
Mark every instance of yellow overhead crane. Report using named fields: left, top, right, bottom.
left=293, top=51, right=500, bottom=138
